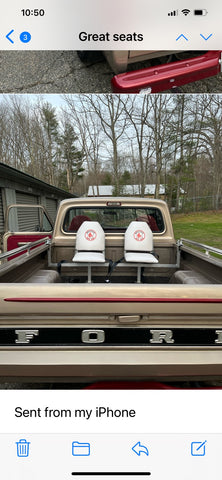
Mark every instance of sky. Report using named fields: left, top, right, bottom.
left=0, top=93, right=66, bottom=109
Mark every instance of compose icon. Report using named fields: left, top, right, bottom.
left=191, top=441, right=207, bottom=456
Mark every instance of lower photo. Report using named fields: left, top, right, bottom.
left=0, top=92, right=221, bottom=390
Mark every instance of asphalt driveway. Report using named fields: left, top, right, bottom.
left=0, top=50, right=222, bottom=94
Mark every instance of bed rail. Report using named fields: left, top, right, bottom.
left=180, top=238, right=222, bottom=259
left=0, top=237, right=51, bottom=277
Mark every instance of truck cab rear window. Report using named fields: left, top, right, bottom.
left=63, top=207, right=165, bottom=233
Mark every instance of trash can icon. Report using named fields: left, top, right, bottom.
left=16, top=439, right=30, bottom=457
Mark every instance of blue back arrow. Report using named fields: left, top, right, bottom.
left=6, top=30, right=14, bottom=44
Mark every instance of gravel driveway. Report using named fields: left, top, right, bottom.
left=0, top=50, right=222, bottom=94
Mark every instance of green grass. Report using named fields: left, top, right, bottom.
left=172, top=211, right=222, bottom=250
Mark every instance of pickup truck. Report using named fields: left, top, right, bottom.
left=78, top=50, right=222, bottom=93
left=0, top=197, right=222, bottom=382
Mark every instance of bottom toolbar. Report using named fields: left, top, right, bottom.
left=2, top=433, right=222, bottom=479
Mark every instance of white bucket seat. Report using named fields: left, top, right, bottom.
left=124, top=221, right=158, bottom=264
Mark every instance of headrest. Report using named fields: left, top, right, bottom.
left=76, top=221, right=105, bottom=251
left=125, top=221, right=153, bottom=252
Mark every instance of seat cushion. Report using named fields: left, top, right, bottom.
left=124, top=252, right=158, bottom=263
left=72, top=252, right=105, bottom=263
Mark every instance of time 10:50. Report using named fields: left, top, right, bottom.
left=21, top=9, right=45, bottom=16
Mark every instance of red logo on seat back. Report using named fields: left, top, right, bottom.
left=133, top=230, right=145, bottom=241
left=85, top=229, right=97, bottom=241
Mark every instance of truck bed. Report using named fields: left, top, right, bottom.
left=0, top=197, right=221, bottom=381
left=1, top=237, right=221, bottom=285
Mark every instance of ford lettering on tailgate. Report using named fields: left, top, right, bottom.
left=0, top=328, right=221, bottom=346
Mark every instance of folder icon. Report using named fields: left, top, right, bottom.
left=72, top=441, right=90, bottom=456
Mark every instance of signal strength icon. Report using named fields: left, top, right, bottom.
left=168, top=9, right=178, bottom=16
left=181, top=8, right=191, bottom=15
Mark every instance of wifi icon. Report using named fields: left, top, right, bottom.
left=182, top=8, right=191, bottom=15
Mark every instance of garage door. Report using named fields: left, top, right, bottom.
left=45, top=198, right=57, bottom=223
left=15, top=191, right=39, bottom=231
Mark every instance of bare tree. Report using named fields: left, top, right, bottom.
left=191, top=95, right=222, bottom=209
left=81, top=94, right=129, bottom=195
left=121, top=95, right=154, bottom=196
left=62, top=96, right=104, bottom=195
left=145, top=95, right=173, bottom=198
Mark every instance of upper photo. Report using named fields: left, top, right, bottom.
left=0, top=50, right=222, bottom=93
left=1, top=1, right=221, bottom=93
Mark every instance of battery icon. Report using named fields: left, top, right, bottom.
left=194, top=9, right=208, bottom=15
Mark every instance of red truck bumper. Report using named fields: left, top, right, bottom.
left=111, top=51, right=222, bottom=93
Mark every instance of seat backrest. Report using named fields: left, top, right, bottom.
left=76, top=221, right=105, bottom=251
left=125, top=221, right=153, bottom=252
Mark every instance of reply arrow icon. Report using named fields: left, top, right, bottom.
left=132, top=442, right=149, bottom=456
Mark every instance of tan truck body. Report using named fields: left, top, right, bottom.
left=103, top=51, right=179, bottom=73
left=0, top=197, right=222, bottom=381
